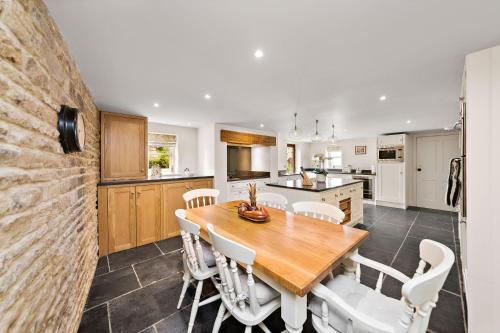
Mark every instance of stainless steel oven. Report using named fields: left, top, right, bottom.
left=377, top=146, right=404, bottom=162
left=352, top=175, right=373, bottom=200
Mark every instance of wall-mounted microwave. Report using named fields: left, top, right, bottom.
left=378, top=146, right=404, bottom=162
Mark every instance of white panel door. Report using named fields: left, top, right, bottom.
left=416, top=134, right=460, bottom=211
left=377, top=163, right=404, bottom=203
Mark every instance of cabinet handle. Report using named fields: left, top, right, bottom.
left=137, top=192, right=141, bottom=197
left=130, top=192, right=135, bottom=198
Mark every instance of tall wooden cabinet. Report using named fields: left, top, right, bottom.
left=101, top=112, right=148, bottom=181
left=98, top=178, right=213, bottom=256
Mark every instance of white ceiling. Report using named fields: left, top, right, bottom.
left=46, top=0, right=500, bottom=140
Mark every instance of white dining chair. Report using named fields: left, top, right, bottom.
left=183, top=188, right=220, bottom=209
left=207, top=223, right=281, bottom=333
left=175, top=209, right=221, bottom=333
left=256, top=192, right=288, bottom=210
left=309, top=239, right=455, bottom=333
left=292, top=201, right=345, bottom=224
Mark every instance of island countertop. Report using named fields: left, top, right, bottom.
left=266, top=177, right=363, bottom=192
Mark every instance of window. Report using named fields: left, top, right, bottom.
left=148, top=133, right=177, bottom=175
left=326, top=145, right=342, bottom=169
left=287, top=144, right=296, bottom=173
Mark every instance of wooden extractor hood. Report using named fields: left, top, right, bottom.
left=220, top=130, right=276, bottom=146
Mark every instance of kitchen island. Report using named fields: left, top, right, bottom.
left=266, top=177, right=364, bottom=226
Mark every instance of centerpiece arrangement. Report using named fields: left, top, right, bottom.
left=237, top=183, right=270, bottom=222
left=312, top=153, right=331, bottom=183
left=313, top=168, right=328, bottom=182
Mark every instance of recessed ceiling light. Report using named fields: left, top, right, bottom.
left=260, top=123, right=264, bottom=128
left=379, top=95, right=387, bottom=101
left=254, top=49, right=264, bottom=58
left=406, top=120, right=412, bottom=124
left=187, top=122, right=192, bottom=126
left=153, top=103, right=160, bottom=108
left=204, top=94, right=211, bottom=100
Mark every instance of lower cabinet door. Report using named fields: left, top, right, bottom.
left=108, top=186, right=137, bottom=253
left=189, top=179, right=213, bottom=190
left=162, top=182, right=189, bottom=238
left=136, top=184, right=161, bottom=246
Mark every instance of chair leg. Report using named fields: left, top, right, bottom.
left=212, top=302, right=226, bottom=333
left=244, top=326, right=252, bottom=333
left=257, top=322, right=271, bottom=333
left=177, top=271, right=191, bottom=309
left=187, top=280, right=204, bottom=333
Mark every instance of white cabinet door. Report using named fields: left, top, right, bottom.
left=377, top=163, right=404, bottom=203
left=378, top=134, right=405, bottom=147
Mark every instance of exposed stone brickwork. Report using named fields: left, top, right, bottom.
left=0, top=1, right=100, bottom=332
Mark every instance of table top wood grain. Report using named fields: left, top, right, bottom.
left=186, top=201, right=369, bottom=296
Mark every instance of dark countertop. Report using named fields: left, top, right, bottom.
left=227, top=175, right=270, bottom=182
left=303, top=168, right=376, bottom=176
left=98, top=174, right=214, bottom=186
left=266, top=178, right=363, bottom=192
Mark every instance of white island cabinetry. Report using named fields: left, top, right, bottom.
left=266, top=178, right=364, bottom=226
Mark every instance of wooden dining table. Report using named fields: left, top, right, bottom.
left=186, top=201, right=369, bottom=333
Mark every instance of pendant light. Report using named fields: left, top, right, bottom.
left=311, top=119, right=322, bottom=143
left=329, top=123, right=335, bottom=144
left=288, top=112, right=303, bottom=139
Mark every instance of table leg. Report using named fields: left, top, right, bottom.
left=343, top=253, right=357, bottom=279
left=280, top=289, right=307, bottom=333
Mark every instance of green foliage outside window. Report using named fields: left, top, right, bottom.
left=149, top=146, right=170, bottom=168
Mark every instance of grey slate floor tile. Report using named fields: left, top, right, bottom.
left=108, top=244, right=162, bottom=271
left=86, top=267, right=140, bottom=309
left=155, top=236, right=183, bottom=254
left=78, top=303, right=109, bottom=333
left=134, top=251, right=183, bottom=286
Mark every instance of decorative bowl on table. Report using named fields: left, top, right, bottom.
left=237, top=202, right=270, bottom=223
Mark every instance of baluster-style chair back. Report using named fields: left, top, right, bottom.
left=183, top=188, right=220, bottom=209
left=256, top=192, right=288, bottom=210
left=175, top=209, right=210, bottom=274
left=207, top=223, right=261, bottom=315
left=399, top=239, right=455, bottom=329
left=292, top=201, right=345, bottom=224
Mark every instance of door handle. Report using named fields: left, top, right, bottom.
left=417, top=168, right=422, bottom=172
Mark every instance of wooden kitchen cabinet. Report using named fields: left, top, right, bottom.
left=161, top=179, right=214, bottom=238
left=101, top=112, right=147, bottom=181
left=98, top=178, right=214, bottom=256
left=107, top=186, right=137, bottom=253
left=220, top=130, right=276, bottom=146
left=161, top=182, right=189, bottom=238
left=136, top=184, right=161, bottom=246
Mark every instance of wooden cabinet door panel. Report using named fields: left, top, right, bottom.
left=189, top=179, right=213, bottom=190
left=136, top=184, right=161, bottom=246
left=108, top=186, right=136, bottom=252
left=162, top=182, right=189, bottom=238
left=101, top=112, right=147, bottom=181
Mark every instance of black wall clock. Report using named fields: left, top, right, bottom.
left=57, top=105, right=86, bottom=153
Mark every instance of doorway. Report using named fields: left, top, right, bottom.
left=416, top=134, right=460, bottom=211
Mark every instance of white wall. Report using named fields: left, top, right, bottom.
left=307, top=137, right=377, bottom=170
left=197, top=123, right=215, bottom=175
left=148, top=122, right=198, bottom=173
left=464, top=44, right=500, bottom=332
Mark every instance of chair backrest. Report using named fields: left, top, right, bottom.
left=183, top=188, right=220, bottom=209
left=292, top=201, right=345, bottom=224
left=400, top=239, right=455, bottom=330
left=207, top=223, right=261, bottom=315
left=175, top=209, right=210, bottom=274
left=256, top=192, right=288, bottom=210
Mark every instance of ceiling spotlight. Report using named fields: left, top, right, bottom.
left=204, top=94, right=211, bottom=100
left=260, top=123, right=264, bottom=128
left=406, top=120, right=412, bottom=124
left=254, top=49, right=264, bottom=58
left=187, top=122, right=192, bottom=126
left=379, top=95, right=387, bottom=101
left=153, top=103, right=160, bottom=108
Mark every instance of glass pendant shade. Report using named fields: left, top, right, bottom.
left=329, top=123, right=335, bottom=144
left=288, top=113, right=302, bottom=139
left=311, top=119, right=322, bottom=143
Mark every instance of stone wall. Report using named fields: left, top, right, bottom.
left=0, top=1, right=100, bottom=332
